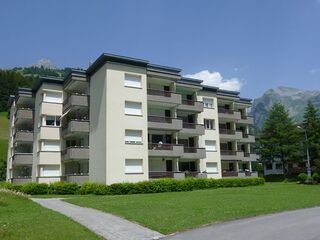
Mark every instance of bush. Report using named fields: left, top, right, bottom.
left=298, top=173, right=308, bottom=184
left=263, top=174, right=285, bottom=182
left=312, top=173, right=320, bottom=183
left=49, top=182, right=79, bottom=195
left=20, top=183, right=49, bottom=195
left=0, top=177, right=265, bottom=196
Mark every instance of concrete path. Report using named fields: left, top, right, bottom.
left=31, top=198, right=164, bottom=240
left=165, top=207, right=320, bottom=240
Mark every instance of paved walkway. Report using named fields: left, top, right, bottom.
left=165, top=207, right=320, bottom=240
left=31, top=198, right=164, bottom=240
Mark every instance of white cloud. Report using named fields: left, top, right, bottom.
left=184, top=70, right=243, bottom=91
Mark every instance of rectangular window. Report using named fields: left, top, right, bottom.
left=206, top=162, right=218, bottom=173
left=125, top=159, right=143, bottom=174
left=42, top=140, right=60, bottom=151
left=203, top=98, right=214, bottom=108
left=43, top=91, right=63, bottom=103
left=266, top=163, right=273, bottom=170
left=39, top=165, right=60, bottom=177
left=125, top=130, right=142, bottom=144
left=275, top=163, right=283, bottom=170
left=204, top=119, right=215, bottom=129
left=44, top=116, right=60, bottom=126
left=205, top=140, right=216, bottom=151
left=124, top=74, right=142, bottom=88
left=125, top=101, right=142, bottom=116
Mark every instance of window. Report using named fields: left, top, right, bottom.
left=203, top=98, right=214, bottom=108
left=124, top=74, right=142, bottom=88
left=275, top=163, right=283, bottom=170
left=43, top=91, right=62, bottom=103
left=204, top=119, right=215, bottom=129
left=266, top=163, right=273, bottom=170
left=39, top=165, right=60, bottom=177
left=42, top=140, right=60, bottom=151
left=125, top=130, right=142, bottom=144
left=205, top=140, right=216, bottom=151
left=125, top=101, right=142, bottom=116
left=206, top=162, right=218, bottom=173
left=125, top=159, right=143, bottom=173
left=44, top=116, right=60, bottom=126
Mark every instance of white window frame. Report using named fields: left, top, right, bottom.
left=125, top=130, right=143, bottom=144
left=44, top=115, right=61, bottom=127
left=205, top=140, right=217, bottom=151
left=206, top=162, right=218, bottom=173
left=203, top=98, right=214, bottom=109
left=41, top=140, right=61, bottom=152
left=124, top=73, right=142, bottom=89
left=43, top=90, right=63, bottom=103
left=125, top=101, right=142, bottom=116
left=39, top=165, right=60, bottom=177
left=204, top=119, right=215, bottom=130
left=125, top=159, right=143, bottom=174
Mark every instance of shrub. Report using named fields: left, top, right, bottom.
left=21, top=183, right=49, bottom=195
left=263, top=174, right=285, bottom=182
left=49, top=182, right=79, bottom=195
left=298, top=173, right=308, bottom=184
left=312, top=173, right=320, bottom=183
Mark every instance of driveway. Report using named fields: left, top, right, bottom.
left=165, top=207, right=320, bottom=240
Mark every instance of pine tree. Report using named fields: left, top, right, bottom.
left=302, top=101, right=320, bottom=164
left=259, top=103, right=302, bottom=171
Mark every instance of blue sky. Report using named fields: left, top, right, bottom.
left=1, top=0, right=320, bottom=98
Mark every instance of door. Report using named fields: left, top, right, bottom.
left=187, top=115, right=194, bottom=123
left=189, top=137, right=195, bottom=147
left=165, top=110, right=171, bottom=118
left=151, top=135, right=163, bottom=143
left=164, top=86, right=170, bottom=92
left=229, top=163, right=234, bottom=171
left=166, top=160, right=173, bottom=171
left=165, top=135, right=172, bottom=144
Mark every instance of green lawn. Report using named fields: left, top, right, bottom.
left=66, top=183, right=320, bottom=234
left=0, top=192, right=101, bottom=240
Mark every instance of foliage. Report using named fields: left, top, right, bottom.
left=49, top=182, right=79, bottom=195
left=312, top=173, right=320, bottom=183
left=298, top=173, right=308, bottom=183
left=302, top=101, right=320, bottom=163
left=259, top=103, right=302, bottom=168
left=0, top=178, right=265, bottom=195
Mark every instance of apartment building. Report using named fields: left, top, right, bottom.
left=6, top=53, right=257, bottom=184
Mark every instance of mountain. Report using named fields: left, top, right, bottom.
left=252, top=86, right=320, bottom=129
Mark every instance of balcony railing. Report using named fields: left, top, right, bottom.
left=62, top=146, right=89, bottom=161
left=244, top=152, right=250, bottom=157
left=147, top=88, right=172, bottom=97
left=63, top=94, right=89, bottom=112
left=183, top=147, right=206, bottom=159
left=148, top=116, right=173, bottom=123
left=222, top=171, right=238, bottom=177
left=219, top=128, right=236, bottom=135
left=149, top=171, right=174, bottom=179
left=182, top=122, right=198, bottom=129
left=148, top=143, right=174, bottom=150
left=218, top=108, right=234, bottom=114
left=181, top=99, right=202, bottom=106
left=220, top=150, right=237, bottom=155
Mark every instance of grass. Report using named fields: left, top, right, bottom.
left=65, top=183, right=320, bottom=234
left=0, top=192, right=102, bottom=240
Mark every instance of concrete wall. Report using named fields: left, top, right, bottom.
left=197, top=91, right=222, bottom=179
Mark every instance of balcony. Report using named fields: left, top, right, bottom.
left=12, top=153, right=33, bottom=165
left=147, top=89, right=181, bottom=105
left=243, top=152, right=258, bottom=161
left=235, top=131, right=255, bottom=143
left=65, top=175, right=89, bottom=184
left=62, top=147, right=89, bottom=161
left=148, top=116, right=183, bottom=131
left=11, top=177, right=32, bottom=184
left=149, top=171, right=174, bottom=179
left=220, top=150, right=244, bottom=161
left=238, top=171, right=258, bottom=178
left=238, top=115, right=254, bottom=124
left=218, top=108, right=241, bottom=120
left=62, top=120, right=90, bottom=137
left=180, top=123, right=205, bottom=136
left=15, top=108, right=33, bottom=124
left=219, top=128, right=236, bottom=140
left=14, top=130, right=33, bottom=142
left=148, top=143, right=184, bottom=157
left=222, top=171, right=238, bottom=177
left=63, top=94, right=89, bottom=112
left=177, top=100, right=203, bottom=112
left=182, top=147, right=206, bottom=159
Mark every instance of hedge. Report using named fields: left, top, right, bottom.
left=0, top=177, right=265, bottom=195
